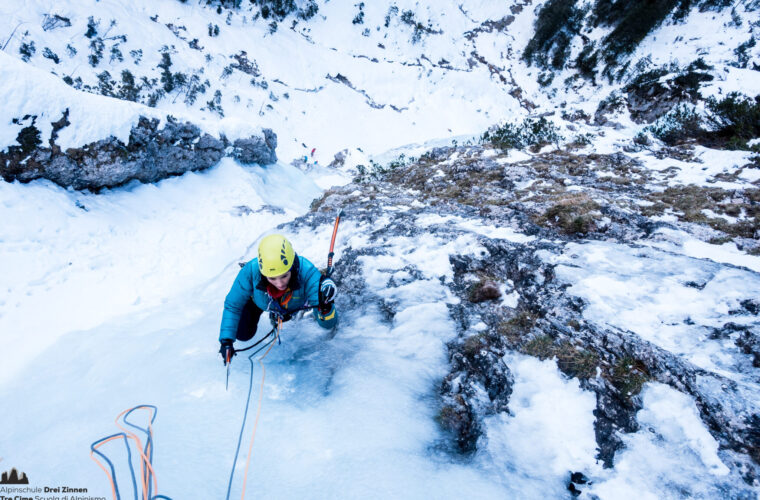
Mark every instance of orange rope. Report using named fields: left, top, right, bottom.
left=91, top=405, right=160, bottom=500
left=90, top=435, right=125, bottom=500
left=114, top=406, right=159, bottom=498
left=239, top=319, right=281, bottom=500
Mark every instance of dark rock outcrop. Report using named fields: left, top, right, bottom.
left=231, top=128, right=277, bottom=165
left=736, top=329, right=760, bottom=368
left=1, top=112, right=277, bottom=191
left=624, top=63, right=714, bottom=124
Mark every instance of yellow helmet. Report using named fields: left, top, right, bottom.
left=258, top=234, right=295, bottom=277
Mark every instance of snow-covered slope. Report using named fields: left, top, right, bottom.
left=0, top=0, right=529, bottom=164
left=1, top=0, right=759, bottom=498
left=0, top=159, right=322, bottom=385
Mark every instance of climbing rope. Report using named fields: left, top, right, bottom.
left=225, top=319, right=282, bottom=500
left=90, top=405, right=171, bottom=500
left=91, top=433, right=136, bottom=500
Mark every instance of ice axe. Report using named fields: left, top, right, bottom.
left=326, top=208, right=343, bottom=278
left=225, top=350, right=231, bottom=391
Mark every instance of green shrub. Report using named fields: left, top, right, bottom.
left=647, top=93, right=760, bottom=148
left=626, top=59, right=713, bottom=109
left=572, top=133, right=594, bottom=146
left=206, top=90, right=224, bottom=117
left=481, top=116, right=563, bottom=152
left=633, top=131, right=652, bottom=146
left=158, top=50, right=175, bottom=93
left=85, top=16, right=98, bottom=38
left=575, top=43, right=599, bottom=80
left=733, top=37, right=756, bottom=69
left=118, top=70, right=141, bottom=102
left=609, top=355, right=650, bottom=397
left=525, top=0, right=733, bottom=78
left=354, top=154, right=416, bottom=182
left=352, top=3, right=365, bottom=24
left=706, top=92, right=760, bottom=149
left=672, top=71, right=713, bottom=100
left=646, top=104, right=702, bottom=145
left=42, top=47, right=60, bottom=64
left=19, top=41, right=35, bottom=62
left=625, top=65, right=671, bottom=94
left=602, top=1, right=679, bottom=66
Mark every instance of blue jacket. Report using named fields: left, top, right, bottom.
left=219, top=255, right=337, bottom=342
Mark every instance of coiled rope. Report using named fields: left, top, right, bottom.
left=90, top=405, right=172, bottom=500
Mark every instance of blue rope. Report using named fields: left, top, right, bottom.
left=91, top=433, right=138, bottom=500
left=225, top=334, right=278, bottom=500
left=123, top=406, right=158, bottom=499
left=91, top=407, right=173, bottom=500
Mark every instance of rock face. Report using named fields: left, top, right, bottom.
left=231, top=128, right=278, bottom=165
left=301, top=142, right=760, bottom=493
left=0, top=112, right=277, bottom=191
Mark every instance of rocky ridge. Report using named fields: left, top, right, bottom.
left=0, top=113, right=277, bottom=191
left=293, top=141, right=760, bottom=495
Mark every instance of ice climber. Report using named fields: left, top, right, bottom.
left=218, top=234, right=338, bottom=364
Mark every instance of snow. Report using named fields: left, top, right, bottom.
left=416, top=213, right=536, bottom=243
left=0, top=50, right=150, bottom=150
left=495, top=150, right=532, bottom=163
left=702, top=67, right=760, bottom=100
left=0, top=0, right=524, bottom=163
left=1, top=0, right=759, bottom=497
left=480, top=353, right=599, bottom=496
left=645, top=227, right=760, bottom=273
left=549, top=241, right=760, bottom=368
left=0, top=159, right=319, bottom=385
left=588, top=383, right=731, bottom=499
left=0, top=179, right=517, bottom=498
left=500, top=281, right=520, bottom=309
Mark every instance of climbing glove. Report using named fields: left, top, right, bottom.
left=219, top=339, right=235, bottom=366
left=318, top=277, right=337, bottom=315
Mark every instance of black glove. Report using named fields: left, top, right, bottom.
left=219, top=339, right=235, bottom=366
left=318, top=277, right=337, bottom=315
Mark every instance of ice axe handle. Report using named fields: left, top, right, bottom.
left=326, top=209, right=342, bottom=275
left=326, top=252, right=335, bottom=277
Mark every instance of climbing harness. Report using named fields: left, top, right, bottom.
left=90, top=405, right=172, bottom=500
